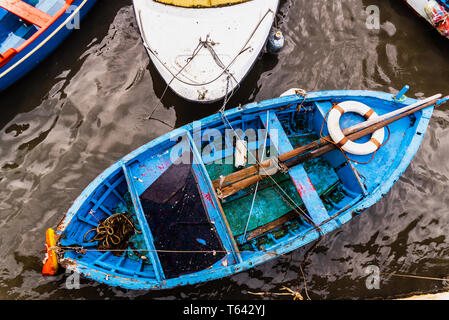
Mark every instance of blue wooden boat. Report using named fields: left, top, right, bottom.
left=44, top=89, right=438, bottom=290
left=0, top=0, right=96, bottom=92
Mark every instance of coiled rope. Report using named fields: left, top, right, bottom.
left=83, top=212, right=141, bottom=254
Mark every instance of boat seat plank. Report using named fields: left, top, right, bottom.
left=34, top=0, right=65, bottom=16
left=120, top=161, right=165, bottom=281
left=186, top=132, right=243, bottom=264
left=0, top=0, right=52, bottom=28
left=259, top=111, right=331, bottom=225
left=240, top=211, right=297, bottom=243
left=125, top=151, right=173, bottom=196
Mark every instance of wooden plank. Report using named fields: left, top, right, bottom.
left=120, top=161, right=165, bottom=281
left=0, top=0, right=53, bottom=28
left=242, top=211, right=298, bottom=243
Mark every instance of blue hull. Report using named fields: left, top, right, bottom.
left=52, top=90, right=434, bottom=290
left=0, top=0, right=97, bottom=92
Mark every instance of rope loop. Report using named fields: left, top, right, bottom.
left=83, top=212, right=139, bottom=255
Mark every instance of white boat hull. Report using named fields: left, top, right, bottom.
left=406, top=0, right=431, bottom=20
left=133, top=0, right=279, bottom=103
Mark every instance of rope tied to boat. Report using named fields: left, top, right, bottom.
left=248, top=286, right=304, bottom=300
left=137, top=8, right=275, bottom=88
left=83, top=212, right=141, bottom=255
left=294, top=89, right=307, bottom=113
left=45, top=245, right=286, bottom=258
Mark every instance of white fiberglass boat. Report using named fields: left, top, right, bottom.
left=133, top=0, right=279, bottom=103
left=406, top=0, right=431, bottom=19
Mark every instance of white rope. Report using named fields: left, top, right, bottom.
left=242, top=111, right=270, bottom=241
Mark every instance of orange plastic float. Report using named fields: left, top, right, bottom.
left=42, top=228, right=59, bottom=276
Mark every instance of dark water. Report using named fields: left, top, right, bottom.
left=1, top=0, right=449, bottom=300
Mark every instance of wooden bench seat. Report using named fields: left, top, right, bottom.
left=0, top=0, right=52, bottom=28
left=259, top=111, right=332, bottom=226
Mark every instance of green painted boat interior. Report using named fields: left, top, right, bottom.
left=203, top=107, right=350, bottom=251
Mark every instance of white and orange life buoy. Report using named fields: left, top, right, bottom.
left=327, top=101, right=385, bottom=156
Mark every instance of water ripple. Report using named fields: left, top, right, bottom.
left=1, top=0, right=449, bottom=299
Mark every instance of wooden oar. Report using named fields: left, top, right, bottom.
left=216, top=95, right=446, bottom=199
left=212, top=94, right=441, bottom=190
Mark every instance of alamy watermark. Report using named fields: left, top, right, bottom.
left=365, top=265, right=380, bottom=290
left=66, top=6, right=81, bottom=30
left=168, top=121, right=281, bottom=175
left=65, top=269, right=80, bottom=290
left=366, top=5, right=380, bottom=30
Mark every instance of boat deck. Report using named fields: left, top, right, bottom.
left=204, top=109, right=348, bottom=250
left=60, top=167, right=161, bottom=280
left=205, top=134, right=342, bottom=237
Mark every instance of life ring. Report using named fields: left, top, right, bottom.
left=327, top=101, right=385, bottom=156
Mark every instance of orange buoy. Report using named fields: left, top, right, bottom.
left=42, top=228, right=59, bottom=276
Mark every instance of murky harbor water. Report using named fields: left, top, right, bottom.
left=1, top=0, right=449, bottom=299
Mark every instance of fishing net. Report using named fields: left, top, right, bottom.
left=139, top=160, right=226, bottom=278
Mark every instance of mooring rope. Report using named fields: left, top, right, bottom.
left=137, top=8, right=274, bottom=87
left=49, top=245, right=287, bottom=259
left=83, top=213, right=141, bottom=252
left=248, top=286, right=304, bottom=300
left=382, top=272, right=449, bottom=283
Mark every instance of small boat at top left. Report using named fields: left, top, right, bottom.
left=0, top=0, right=97, bottom=92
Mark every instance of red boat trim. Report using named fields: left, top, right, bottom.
left=0, top=48, right=17, bottom=67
